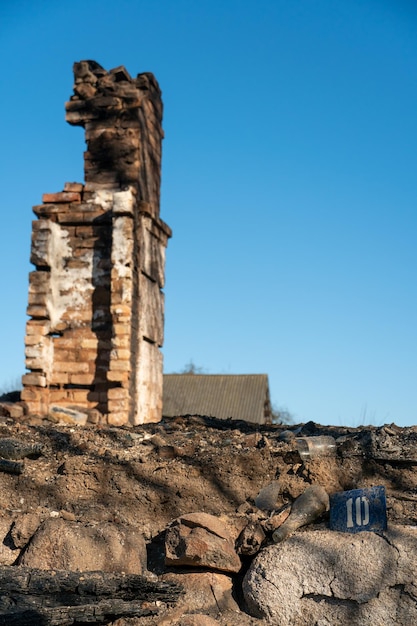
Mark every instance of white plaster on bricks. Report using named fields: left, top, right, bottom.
left=112, top=213, right=134, bottom=281
left=113, top=188, right=135, bottom=215
left=25, top=336, right=54, bottom=377
left=86, top=190, right=114, bottom=211
left=47, top=222, right=94, bottom=328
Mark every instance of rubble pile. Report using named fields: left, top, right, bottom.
left=0, top=409, right=416, bottom=624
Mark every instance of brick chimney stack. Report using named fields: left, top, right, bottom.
left=21, top=61, right=171, bottom=425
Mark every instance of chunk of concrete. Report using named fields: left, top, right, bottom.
left=165, top=513, right=241, bottom=573
left=20, top=518, right=147, bottom=574
left=243, top=525, right=417, bottom=625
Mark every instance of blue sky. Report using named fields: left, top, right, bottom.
left=1, top=0, right=416, bottom=426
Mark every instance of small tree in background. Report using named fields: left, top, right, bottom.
left=178, top=361, right=206, bottom=375
left=271, top=405, right=294, bottom=425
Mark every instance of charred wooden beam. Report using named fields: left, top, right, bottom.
left=0, top=566, right=182, bottom=625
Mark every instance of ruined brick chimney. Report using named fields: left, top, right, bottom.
left=21, top=61, right=171, bottom=425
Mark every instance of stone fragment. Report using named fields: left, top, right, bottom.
left=10, top=512, right=41, bottom=548
left=278, top=429, right=297, bottom=442
left=86, top=408, right=102, bottom=424
left=60, top=510, right=76, bottom=521
left=243, top=432, right=262, bottom=447
left=0, top=515, right=18, bottom=565
left=254, top=480, right=281, bottom=511
left=48, top=405, right=89, bottom=426
left=21, top=518, right=147, bottom=574
left=236, top=521, right=265, bottom=555
left=162, top=572, right=239, bottom=615
left=174, top=512, right=235, bottom=542
left=0, top=402, right=25, bottom=420
left=243, top=525, right=417, bottom=625
left=165, top=513, right=241, bottom=573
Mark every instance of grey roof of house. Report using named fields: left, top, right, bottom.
left=162, top=374, right=271, bottom=425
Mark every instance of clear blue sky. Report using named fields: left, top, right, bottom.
left=1, top=0, right=416, bottom=426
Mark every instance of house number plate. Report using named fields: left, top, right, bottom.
left=329, top=486, right=387, bottom=533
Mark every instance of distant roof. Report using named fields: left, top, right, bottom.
left=163, top=374, right=271, bottom=425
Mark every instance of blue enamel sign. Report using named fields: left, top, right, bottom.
left=329, top=486, right=387, bottom=533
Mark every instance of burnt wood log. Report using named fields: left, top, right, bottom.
left=0, top=601, right=155, bottom=626
left=0, top=566, right=182, bottom=625
left=0, top=459, right=22, bottom=474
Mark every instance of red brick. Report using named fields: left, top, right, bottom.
left=64, top=182, right=84, bottom=193
left=109, top=360, right=130, bottom=372
left=107, top=370, right=129, bottom=383
left=26, top=304, right=48, bottom=318
left=22, top=373, right=47, bottom=387
left=108, top=399, right=129, bottom=413
left=70, top=374, right=95, bottom=385
left=54, top=361, right=89, bottom=373
left=26, top=320, right=50, bottom=335
left=49, top=372, right=70, bottom=385
left=108, top=412, right=129, bottom=426
left=108, top=387, right=129, bottom=400
left=42, top=192, right=81, bottom=203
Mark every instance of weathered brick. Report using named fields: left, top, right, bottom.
left=110, top=349, right=130, bottom=360
left=107, top=370, right=130, bottom=383
left=61, top=308, right=93, bottom=323
left=108, top=360, right=130, bottom=371
left=48, top=390, right=72, bottom=403
left=26, top=320, right=51, bottom=336
left=42, top=192, right=81, bottom=203
left=107, top=411, right=129, bottom=426
left=69, top=390, right=91, bottom=403
left=80, top=338, right=98, bottom=349
left=22, top=373, right=47, bottom=387
left=28, top=292, right=48, bottom=306
left=26, top=304, right=48, bottom=318
left=24, top=336, right=42, bottom=347
left=64, top=182, right=83, bottom=192
left=54, top=361, right=89, bottom=373
left=32, top=204, right=60, bottom=218
left=111, top=292, right=132, bottom=306
left=21, top=386, right=42, bottom=400
left=107, top=387, right=129, bottom=400
left=52, top=337, right=77, bottom=349
left=25, top=358, right=46, bottom=370
left=25, top=345, right=45, bottom=359
left=111, top=336, right=130, bottom=348
left=28, top=271, right=50, bottom=291
left=70, top=374, right=95, bottom=385
left=52, top=348, right=75, bottom=362
left=49, top=372, right=70, bottom=385
left=108, top=398, right=129, bottom=412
